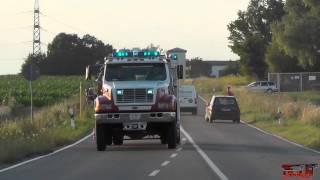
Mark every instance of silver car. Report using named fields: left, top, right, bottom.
left=247, top=81, right=278, bottom=93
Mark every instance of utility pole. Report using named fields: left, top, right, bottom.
left=30, top=0, right=41, bottom=122
left=33, top=0, right=41, bottom=56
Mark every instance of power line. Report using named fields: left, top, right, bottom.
left=40, top=12, right=86, bottom=34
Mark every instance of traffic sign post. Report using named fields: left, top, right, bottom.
left=22, top=63, right=40, bottom=122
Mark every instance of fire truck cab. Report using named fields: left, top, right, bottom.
left=93, top=49, right=183, bottom=151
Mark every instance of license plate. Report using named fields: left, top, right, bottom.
left=221, top=108, right=231, bottom=112
left=129, top=113, right=141, bottom=120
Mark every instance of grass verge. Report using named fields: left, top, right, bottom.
left=0, top=95, right=94, bottom=164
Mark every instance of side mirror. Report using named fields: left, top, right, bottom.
left=177, top=65, right=183, bottom=79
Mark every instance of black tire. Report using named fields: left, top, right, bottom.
left=113, top=128, right=124, bottom=145
left=167, top=121, right=177, bottom=149
left=192, top=109, right=197, bottom=115
left=176, top=127, right=181, bottom=144
left=266, top=89, right=273, bottom=93
left=96, top=124, right=106, bottom=151
left=160, top=135, right=167, bottom=144
left=236, top=118, right=241, bottom=124
left=106, top=126, right=113, bottom=145
left=209, top=115, right=214, bottom=123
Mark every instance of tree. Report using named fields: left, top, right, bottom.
left=23, top=33, right=115, bottom=75
left=271, top=0, right=320, bottom=71
left=228, top=0, right=285, bottom=78
left=266, top=40, right=302, bottom=72
left=21, top=53, right=46, bottom=76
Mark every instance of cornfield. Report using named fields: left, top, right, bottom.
left=0, top=75, right=87, bottom=107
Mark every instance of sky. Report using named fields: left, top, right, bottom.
left=0, top=0, right=250, bottom=75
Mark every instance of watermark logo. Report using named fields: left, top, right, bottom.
left=282, top=163, right=319, bottom=179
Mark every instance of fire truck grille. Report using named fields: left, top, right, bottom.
left=116, top=89, right=153, bottom=104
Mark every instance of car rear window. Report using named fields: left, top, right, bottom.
left=180, top=90, right=193, bottom=97
left=180, top=86, right=195, bottom=97
left=214, top=97, right=237, bottom=106
left=268, top=82, right=275, bottom=86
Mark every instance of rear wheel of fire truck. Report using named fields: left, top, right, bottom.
left=176, top=126, right=181, bottom=144
left=96, top=124, right=106, bottom=151
left=167, top=121, right=177, bottom=149
left=113, top=128, right=124, bottom=145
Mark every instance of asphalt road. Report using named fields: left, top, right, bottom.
left=0, top=99, right=320, bottom=180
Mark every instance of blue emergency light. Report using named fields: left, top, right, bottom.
left=113, top=51, right=160, bottom=57
left=171, top=54, right=178, bottom=60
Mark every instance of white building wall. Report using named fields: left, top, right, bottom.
left=211, top=65, right=227, bottom=78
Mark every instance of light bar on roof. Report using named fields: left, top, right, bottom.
left=113, top=51, right=160, bottom=57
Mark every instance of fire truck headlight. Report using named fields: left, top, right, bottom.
left=147, top=89, right=154, bottom=95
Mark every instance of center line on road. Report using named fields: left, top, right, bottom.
left=148, top=169, right=160, bottom=177
left=161, top=161, right=170, bottom=167
left=170, top=153, right=178, bottom=158
left=181, top=127, right=229, bottom=180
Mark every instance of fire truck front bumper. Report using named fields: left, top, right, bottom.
left=95, top=112, right=176, bottom=124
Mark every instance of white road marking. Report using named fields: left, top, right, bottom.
left=161, top=161, right=170, bottom=167
left=181, top=127, right=229, bottom=180
left=148, top=169, right=160, bottom=177
left=176, top=147, right=183, bottom=152
left=170, top=153, right=178, bottom=158
left=182, top=137, right=187, bottom=142
left=0, top=132, right=94, bottom=173
left=199, top=95, right=320, bottom=155
left=198, top=96, right=207, bottom=103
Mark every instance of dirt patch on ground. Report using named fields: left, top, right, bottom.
left=0, top=106, right=10, bottom=114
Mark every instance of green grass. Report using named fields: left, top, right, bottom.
left=254, top=121, right=320, bottom=149
left=186, top=76, right=320, bottom=150
left=0, top=92, right=94, bottom=164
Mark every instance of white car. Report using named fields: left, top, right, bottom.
left=247, top=81, right=278, bottom=92
left=179, top=85, right=198, bottom=115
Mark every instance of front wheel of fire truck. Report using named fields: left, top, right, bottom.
left=167, top=121, right=177, bottom=149
left=96, top=124, right=106, bottom=151
left=113, top=128, right=124, bottom=145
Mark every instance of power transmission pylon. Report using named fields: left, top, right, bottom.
left=33, top=0, right=41, bottom=56
left=29, top=0, right=41, bottom=122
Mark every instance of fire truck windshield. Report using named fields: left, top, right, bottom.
left=105, top=63, right=167, bottom=81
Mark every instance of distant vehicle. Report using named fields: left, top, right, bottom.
left=179, top=85, right=198, bottom=115
left=205, top=96, right=240, bottom=123
left=247, top=81, right=278, bottom=93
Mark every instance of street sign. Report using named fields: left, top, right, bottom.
left=22, top=63, right=40, bottom=81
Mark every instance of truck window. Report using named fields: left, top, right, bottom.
left=105, top=63, right=167, bottom=81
